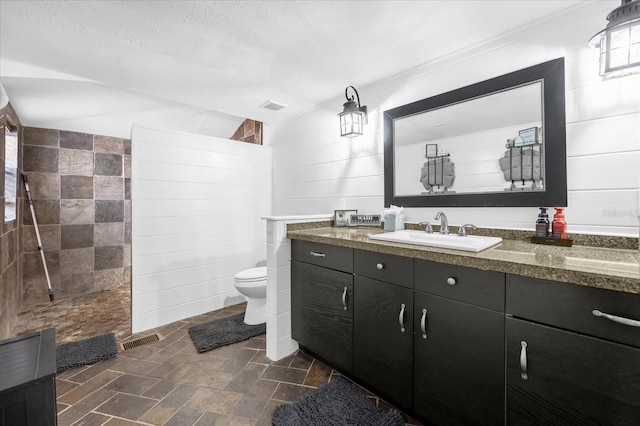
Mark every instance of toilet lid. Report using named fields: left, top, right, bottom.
left=235, top=266, right=267, bottom=282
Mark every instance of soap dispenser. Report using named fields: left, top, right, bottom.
left=535, top=207, right=549, bottom=237
left=551, top=208, right=567, bottom=239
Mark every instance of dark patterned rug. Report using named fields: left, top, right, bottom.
left=188, top=312, right=265, bottom=353
left=56, top=333, right=118, bottom=373
left=272, top=376, right=405, bottom=426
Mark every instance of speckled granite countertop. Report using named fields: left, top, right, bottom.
left=287, top=226, right=640, bottom=295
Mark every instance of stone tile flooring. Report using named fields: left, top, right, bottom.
left=11, top=285, right=422, bottom=425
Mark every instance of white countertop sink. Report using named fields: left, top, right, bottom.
left=369, top=230, right=502, bottom=252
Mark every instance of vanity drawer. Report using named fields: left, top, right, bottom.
left=415, top=260, right=505, bottom=312
left=354, top=249, right=413, bottom=288
left=506, top=275, right=640, bottom=349
left=291, top=240, right=353, bottom=273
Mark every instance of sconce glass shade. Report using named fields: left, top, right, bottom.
left=338, top=86, right=368, bottom=137
left=589, top=0, right=640, bottom=78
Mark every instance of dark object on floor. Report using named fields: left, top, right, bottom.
left=272, top=376, right=405, bottom=426
left=188, top=312, right=266, bottom=353
left=56, top=333, right=118, bottom=373
left=1, top=329, right=57, bottom=424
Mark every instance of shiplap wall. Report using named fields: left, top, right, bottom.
left=271, top=2, right=640, bottom=237
left=131, top=126, right=271, bottom=332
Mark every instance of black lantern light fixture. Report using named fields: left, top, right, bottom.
left=338, top=86, right=368, bottom=137
left=589, top=0, right=640, bottom=78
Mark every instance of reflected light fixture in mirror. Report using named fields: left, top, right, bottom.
left=589, top=0, right=640, bottom=78
left=339, top=86, right=368, bottom=137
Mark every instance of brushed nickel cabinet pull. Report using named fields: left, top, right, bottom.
left=420, top=308, right=428, bottom=339
left=592, top=309, right=640, bottom=327
left=520, top=340, right=528, bottom=380
left=310, top=251, right=326, bottom=257
left=399, top=304, right=406, bottom=333
left=342, top=287, right=348, bottom=311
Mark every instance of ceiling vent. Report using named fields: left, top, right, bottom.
left=259, top=100, right=288, bottom=111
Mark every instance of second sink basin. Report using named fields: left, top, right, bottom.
left=369, top=230, right=502, bottom=252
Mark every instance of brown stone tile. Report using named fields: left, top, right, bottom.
left=94, top=268, right=124, bottom=291
left=186, top=387, right=243, bottom=414
left=25, top=172, right=59, bottom=199
left=103, top=418, right=141, bottom=426
left=254, top=399, right=282, bottom=426
left=104, top=373, right=159, bottom=395
left=66, top=356, right=121, bottom=383
left=221, top=347, right=260, bottom=374
left=271, top=382, right=313, bottom=402
left=95, top=153, right=123, bottom=176
left=58, top=370, right=122, bottom=404
left=161, top=384, right=200, bottom=408
left=95, top=176, right=124, bottom=199
left=225, top=362, right=267, bottom=394
left=260, top=365, right=307, bottom=385
left=61, top=175, right=94, bottom=199
left=243, top=336, right=266, bottom=350
left=95, top=135, right=125, bottom=154
left=22, top=199, right=60, bottom=225
left=94, top=222, right=124, bottom=247
left=23, top=145, right=58, bottom=172
left=144, top=378, right=179, bottom=400
left=140, top=402, right=180, bottom=425
left=95, top=392, right=158, bottom=420
left=57, top=402, right=69, bottom=414
left=57, top=388, right=117, bottom=425
left=60, top=199, right=95, bottom=225
left=124, top=139, right=131, bottom=155
left=23, top=127, right=59, bottom=147
left=59, top=273, right=94, bottom=298
left=183, top=365, right=235, bottom=389
left=96, top=200, right=124, bottom=223
left=60, top=247, right=94, bottom=275
left=61, top=224, right=94, bottom=249
left=74, top=411, right=112, bottom=426
left=60, top=131, right=93, bottom=150
left=22, top=225, right=61, bottom=252
left=233, top=379, right=279, bottom=419
left=60, top=148, right=94, bottom=175
left=164, top=406, right=205, bottom=426
left=56, top=378, right=78, bottom=397
left=110, top=357, right=161, bottom=375
left=95, top=246, right=124, bottom=270
left=145, top=361, right=179, bottom=379
left=195, top=412, right=255, bottom=426
left=303, top=359, right=332, bottom=387
left=289, top=351, right=314, bottom=370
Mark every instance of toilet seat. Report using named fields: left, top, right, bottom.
left=235, top=266, right=267, bottom=282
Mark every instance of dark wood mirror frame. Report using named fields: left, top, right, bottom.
left=384, top=57, right=567, bottom=208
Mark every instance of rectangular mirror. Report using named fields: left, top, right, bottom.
left=384, top=57, right=567, bottom=207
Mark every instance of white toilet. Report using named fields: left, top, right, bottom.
left=233, top=266, right=267, bottom=325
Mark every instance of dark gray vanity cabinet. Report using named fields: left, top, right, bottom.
left=506, top=275, right=640, bottom=425
left=291, top=241, right=354, bottom=374
left=413, top=260, right=506, bottom=425
left=353, top=250, right=414, bottom=409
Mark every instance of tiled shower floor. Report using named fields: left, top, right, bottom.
left=11, top=285, right=422, bottom=425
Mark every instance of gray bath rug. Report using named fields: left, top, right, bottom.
left=56, top=333, right=118, bottom=373
left=272, top=376, right=405, bottom=426
left=188, top=312, right=266, bottom=353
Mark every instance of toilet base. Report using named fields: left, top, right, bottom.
left=244, top=296, right=266, bottom=325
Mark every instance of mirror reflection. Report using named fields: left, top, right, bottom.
left=394, top=82, right=543, bottom=196
left=384, top=57, right=567, bottom=208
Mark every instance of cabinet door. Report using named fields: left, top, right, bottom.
left=291, top=260, right=353, bottom=374
left=354, top=276, right=413, bottom=409
left=507, top=317, right=640, bottom=425
left=414, top=291, right=505, bottom=425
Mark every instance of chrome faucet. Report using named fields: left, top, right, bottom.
left=457, top=224, right=478, bottom=237
left=434, top=211, right=449, bottom=235
left=418, top=221, right=433, bottom=233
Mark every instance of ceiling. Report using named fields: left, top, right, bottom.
left=0, top=0, right=604, bottom=139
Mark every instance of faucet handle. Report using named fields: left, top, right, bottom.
left=457, top=224, right=478, bottom=237
left=418, top=221, right=433, bottom=233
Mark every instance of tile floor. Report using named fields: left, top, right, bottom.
left=11, top=285, right=422, bottom=425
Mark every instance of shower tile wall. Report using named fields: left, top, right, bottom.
left=21, top=127, right=131, bottom=308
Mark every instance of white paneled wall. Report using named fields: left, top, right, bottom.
left=131, top=126, right=271, bottom=332
left=270, top=3, right=640, bottom=237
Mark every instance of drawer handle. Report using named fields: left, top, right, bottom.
left=520, top=341, right=528, bottom=380
left=342, top=287, right=348, bottom=311
left=376, top=263, right=384, bottom=270
left=420, top=308, right=428, bottom=339
left=446, top=277, right=457, bottom=286
left=592, top=309, right=640, bottom=328
left=310, top=251, right=326, bottom=257
left=399, top=304, right=406, bottom=333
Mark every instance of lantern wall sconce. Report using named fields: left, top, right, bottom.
left=589, top=0, right=640, bottom=78
left=338, top=86, right=368, bottom=137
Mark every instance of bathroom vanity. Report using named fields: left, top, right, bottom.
left=288, top=226, right=640, bottom=425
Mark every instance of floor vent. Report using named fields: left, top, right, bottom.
left=119, top=333, right=161, bottom=351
